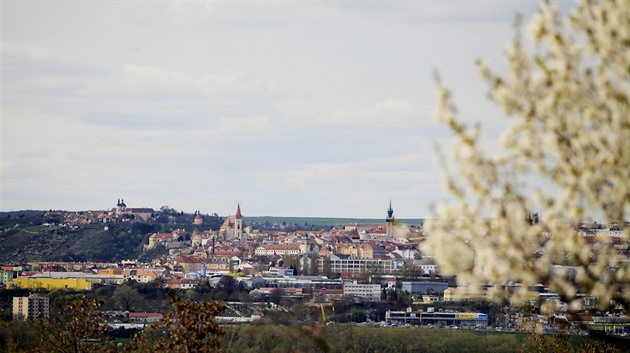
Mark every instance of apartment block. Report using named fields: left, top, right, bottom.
left=13, top=294, right=49, bottom=321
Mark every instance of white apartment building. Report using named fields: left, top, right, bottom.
left=254, top=244, right=300, bottom=256
left=318, top=255, right=395, bottom=275
left=343, top=281, right=382, bottom=302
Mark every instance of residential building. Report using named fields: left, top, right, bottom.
left=335, top=244, right=359, bottom=256
left=175, top=256, right=205, bottom=273
left=343, top=281, right=382, bottom=302
left=255, top=243, right=300, bottom=256
left=443, top=287, right=491, bottom=302
left=393, top=244, right=420, bottom=260
left=267, top=267, right=294, bottom=276
left=317, top=255, right=395, bottom=276
left=123, top=269, right=160, bottom=283
left=13, top=294, right=50, bottom=320
left=412, top=259, right=439, bottom=275
left=358, top=243, right=386, bottom=259
left=146, top=232, right=179, bottom=249
left=0, top=270, right=16, bottom=284
left=129, top=312, right=163, bottom=323
left=164, top=278, right=200, bottom=289
left=401, top=281, right=449, bottom=295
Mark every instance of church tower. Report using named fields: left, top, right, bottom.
left=234, top=204, right=244, bottom=241
left=116, top=199, right=127, bottom=216
left=386, top=200, right=394, bottom=238
left=299, top=233, right=311, bottom=254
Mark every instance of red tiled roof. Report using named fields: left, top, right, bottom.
left=220, top=215, right=234, bottom=229
left=176, top=256, right=203, bottom=264
left=151, top=233, right=173, bottom=239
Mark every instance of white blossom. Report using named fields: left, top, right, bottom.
left=425, top=0, right=630, bottom=312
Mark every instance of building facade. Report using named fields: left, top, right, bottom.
left=343, top=282, right=382, bottom=302
left=7, top=277, right=93, bottom=290
left=385, top=310, right=488, bottom=328
left=254, top=244, right=301, bottom=256
left=13, top=294, right=49, bottom=321
left=317, top=255, right=396, bottom=275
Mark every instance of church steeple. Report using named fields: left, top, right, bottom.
left=386, top=200, right=394, bottom=238
left=235, top=203, right=242, bottom=219
left=386, top=199, right=394, bottom=222
left=234, top=203, right=244, bottom=241
left=300, top=232, right=311, bottom=254
left=116, top=198, right=126, bottom=216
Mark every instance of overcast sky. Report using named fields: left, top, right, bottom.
left=2, top=1, right=567, bottom=218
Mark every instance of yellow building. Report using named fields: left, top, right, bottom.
left=7, top=277, right=92, bottom=291
left=336, top=244, right=359, bottom=257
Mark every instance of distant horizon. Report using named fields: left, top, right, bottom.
left=0, top=197, right=426, bottom=219
left=0, top=208, right=426, bottom=222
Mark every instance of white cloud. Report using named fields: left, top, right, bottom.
left=163, top=1, right=341, bottom=26
left=324, top=99, right=431, bottom=127
left=1, top=41, right=51, bottom=62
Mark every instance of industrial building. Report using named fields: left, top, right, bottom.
left=7, top=277, right=92, bottom=290
left=386, top=309, right=488, bottom=328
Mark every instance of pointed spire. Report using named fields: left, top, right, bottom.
left=386, top=199, right=394, bottom=221
left=235, top=203, right=242, bottom=219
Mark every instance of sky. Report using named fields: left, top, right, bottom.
left=1, top=0, right=567, bottom=218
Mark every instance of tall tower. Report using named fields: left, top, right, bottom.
left=386, top=200, right=394, bottom=238
left=299, top=233, right=311, bottom=254
left=193, top=211, right=203, bottom=225
left=116, top=198, right=127, bottom=216
left=235, top=204, right=244, bottom=241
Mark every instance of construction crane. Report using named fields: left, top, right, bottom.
left=320, top=303, right=326, bottom=322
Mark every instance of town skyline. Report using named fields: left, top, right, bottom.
left=1, top=198, right=426, bottom=223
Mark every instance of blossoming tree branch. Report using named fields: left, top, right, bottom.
left=426, top=0, right=629, bottom=313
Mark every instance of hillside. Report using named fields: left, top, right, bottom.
left=0, top=222, right=154, bottom=263
left=0, top=211, right=222, bottom=263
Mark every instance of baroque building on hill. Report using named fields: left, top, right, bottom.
left=193, top=211, right=203, bottom=225
left=109, top=198, right=155, bottom=221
